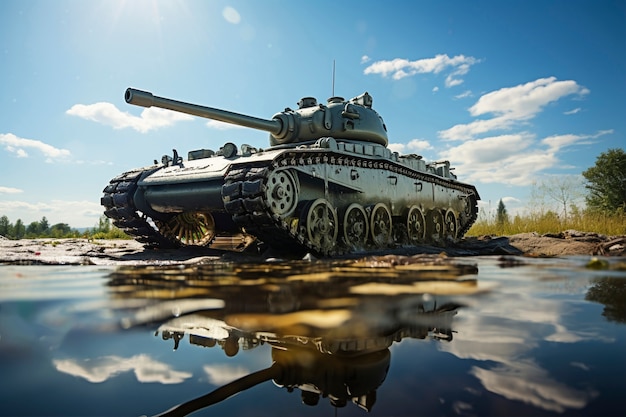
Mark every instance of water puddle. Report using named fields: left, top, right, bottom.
left=0, top=255, right=624, bottom=416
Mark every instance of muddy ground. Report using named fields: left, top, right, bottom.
left=1, top=230, right=624, bottom=266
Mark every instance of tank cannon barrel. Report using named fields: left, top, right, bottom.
left=125, top=88, right=283, bottom=135
left=126, top=87, right=390, bottom=146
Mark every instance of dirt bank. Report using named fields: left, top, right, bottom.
left=1, top=230, right=624, bottom=266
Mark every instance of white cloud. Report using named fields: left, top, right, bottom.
left=502, top=196, right=521, bottom=204
left=438, top=133, right=565, bottom=186
left=0, top=133, right=71, bottom=160
left=458, top=150, right=559, bottom=186
left=432, top=77, right=609, bottom=187
left=469, top=77, right=587, bottom=118
left=439, top=115, right=521, bottom=140
left=53, top=354, right=192, bottom=384
left=454, top=90, right=472, bottom=99
left=541, top=130, right=612, bottom=152
left=445, top=63, right=473, bottom=87
left=206, top=120, right=245, bottom=130
left=542, top=134, right=586, bottom=152
left=406, top=138, right=433, bottom=152
left=388, top=138, right=433, bottom=155
left=0, top=186, right=23, bottom=194
left=445, top=76, right=463, bottom=88
left=439, top=77, right=590, bottom=141
left=222, top=6, right=241, bottom=24
left=387, top=143, right=405, bottom=154
left=564, top=108, right=581, bottom=115
left=438, top=130, right=611, bottom=186
left=363, top=54, right=479, bottom=85
left=360, top=55, right=371, bottom=64
left=66, top=102, right=193, bottom=133
left=441, top=134, right=533, bottom=165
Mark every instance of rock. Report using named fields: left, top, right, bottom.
left=0, top=232, right=624, bottom=266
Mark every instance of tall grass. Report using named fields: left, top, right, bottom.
left=467, top=209, right=626, bottom=237
left=86, top=226, right=132, bottom=240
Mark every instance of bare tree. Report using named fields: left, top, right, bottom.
left=538, top=175, right=585, bottom=219
left=528, top=181, right=548, bottom=218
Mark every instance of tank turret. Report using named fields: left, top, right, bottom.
left=125, top=88, right=388, bottom=146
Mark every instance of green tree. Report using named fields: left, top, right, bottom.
left=0, top=215, right=10, bottom=237
left=26, top=221, right=42, bottom=237
left=13, top=219, right=25, bottom=239
left=49, top=223, right=72, bottom=238
left=98, top=215, right=111, bottom=233
left=39, top=216, right=50, bottom=235
left=496, top=199, right=508, bottom=225
left=582, top=148, right=626, bottom=213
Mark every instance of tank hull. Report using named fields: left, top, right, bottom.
left=102, top=138, right=479, bottom=255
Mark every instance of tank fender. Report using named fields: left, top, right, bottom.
left=131, top=168, right=172, bottom=222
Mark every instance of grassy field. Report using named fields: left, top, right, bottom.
left=467, top=210, right=626, bottom=237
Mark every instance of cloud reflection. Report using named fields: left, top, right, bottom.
left=471, top=361, right=597, bottom=413
left=440, top=290, right=601, bottom=412
left=203, top=364, right=250, bottom=385
left=53, top=354, right=192, bottom=384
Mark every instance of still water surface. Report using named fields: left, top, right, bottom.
left=0, top=255, right=625, bottom=416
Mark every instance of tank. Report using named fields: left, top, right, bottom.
left=101, top=88, right=480, bottom=256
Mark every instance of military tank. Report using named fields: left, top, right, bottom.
left=101, top=88, right=479, bottom=256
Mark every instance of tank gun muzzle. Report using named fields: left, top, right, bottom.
left=125, top=88, right=156, bottom=108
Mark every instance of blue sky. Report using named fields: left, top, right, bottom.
left=1, top=0, right=624, bottom=228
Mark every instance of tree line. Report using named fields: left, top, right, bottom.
left=480, top=148, right=626, bottom=235
left=0, top=214, right=127, bottom=240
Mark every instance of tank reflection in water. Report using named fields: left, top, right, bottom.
left=106, top=255, right=479, bottom=416
left=1, top=256, right=625, bottom=416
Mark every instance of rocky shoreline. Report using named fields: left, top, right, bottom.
left=1, top=230, right=624, bottom=266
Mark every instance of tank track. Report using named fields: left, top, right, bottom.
left=102, top=152, right=478, bottom=255
left=222, top=150, right=478, bottom=256
left=222, top=165, right=305, bottom=253
left=100, top=167, right=180, bottom=249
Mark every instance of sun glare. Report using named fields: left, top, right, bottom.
left=106, top=0, right=197, bottom=34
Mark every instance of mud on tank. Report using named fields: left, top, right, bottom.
left=101, top=88, right=480, bottom=256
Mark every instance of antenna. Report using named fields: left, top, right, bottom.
left=332, top=60, right=336, bottom=97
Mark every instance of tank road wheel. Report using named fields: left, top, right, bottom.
left=444, top=209, right=458, bottom=240
left=425, top=209, right=443, bottom=243
left=265, top=169, right=299, bottom=217
left=406, top=205, right=426, bottom=245
left=156, top=211, right=216, bottom=246
left=305, top=198, right=338, bottom=254
left=370, top=203, right=392, bottom=247
left=343, top=203, right=369, bottom=248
